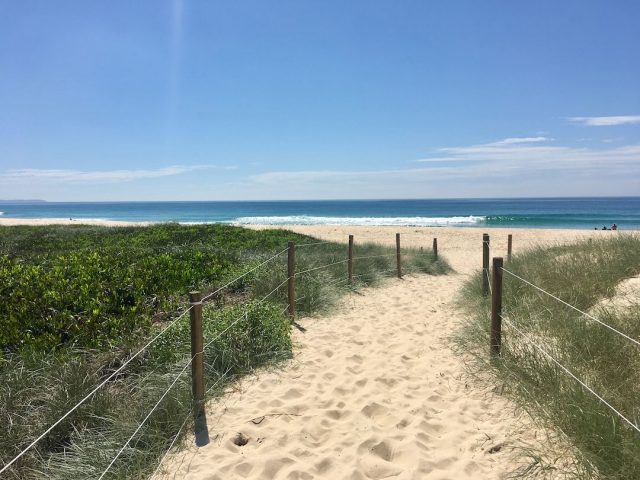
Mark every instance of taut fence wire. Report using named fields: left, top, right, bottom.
left=500, top=266, right=640, bottom=348
left=0, top=305, right=194, bottom=476
left=500, top=313, right=640, bottom=435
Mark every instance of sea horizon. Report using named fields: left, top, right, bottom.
left=1, top=197, right=638, bottom=230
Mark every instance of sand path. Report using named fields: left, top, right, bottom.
left=158, top=226, right=605, bottom=479
left=166, top=275, right=526, bottom=480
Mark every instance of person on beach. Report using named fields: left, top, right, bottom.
left=612, top=223, right=617, bottom=230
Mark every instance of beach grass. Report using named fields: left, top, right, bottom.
left=456, top=234, right=640, bottom=479
left=0, top=224, right=449, bottom=479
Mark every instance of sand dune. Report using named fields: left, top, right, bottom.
left=156, top=226, right=604, bottom=479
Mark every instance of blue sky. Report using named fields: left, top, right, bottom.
left=0, top=0, right=638, bottom=201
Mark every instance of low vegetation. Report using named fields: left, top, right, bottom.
left=0, top=224, right=304, bottom=351
left=456, top=234, right=640, bottom=479
left=0, top=224, right=449, bottom=479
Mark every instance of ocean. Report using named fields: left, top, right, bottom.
left=0, top=198, right=638, bottom=230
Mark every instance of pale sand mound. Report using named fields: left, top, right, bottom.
left=158, top=226, right=604, bottom=479
left=593, top=275, right=640, bottom=313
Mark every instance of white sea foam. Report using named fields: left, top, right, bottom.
left=232, top=215, right=485, bottom=226
left=0, top=212, right=4, bottom=216
left=178, top=221, right=216, bottom=225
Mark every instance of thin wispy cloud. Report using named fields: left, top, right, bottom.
left=248, top=139, right=640, bottom=198
left=485, top=136, right=549, bottom=146
left=1, top=165, right=222, bottom=183
left=415, top=137, right=555, bottom=162
left=433, top=140, right=640, bottom=169
left=568, top=115, right=640, bottom=126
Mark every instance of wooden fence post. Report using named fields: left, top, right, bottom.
left=348, top=235, right=354, bottom=284
left=507, top=234, right=513, bottom=260
left=433, top=237, right=438, bottom=260
left=482, top=233, right=490, bottom=296
left=490, top=257, right=503, bottom=357
left=396, top=233, right=402, bottom=278
left=287, top=241, right=296, bottom=319
left=189, top=291, right=205, bottom=421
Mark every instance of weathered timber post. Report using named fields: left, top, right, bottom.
left=490, top=257, right=504, bottom=357
left=507, top=234, right=513, bottom=260
left=433, top=237, right=438, bottom=260
left=189, top=291, right=205, bottom=421
left=287, top=241, right=296, bottom=319
left=396, top=233, right=402, bottom=278
left=348, top=235, right=354, bottom=284
left=482, top=233, right=490, bottom=296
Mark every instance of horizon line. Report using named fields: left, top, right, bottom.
left=1, top=195, right=639, bottom=204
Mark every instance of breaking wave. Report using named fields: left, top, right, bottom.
left=232, top=215, right=485, bottom=226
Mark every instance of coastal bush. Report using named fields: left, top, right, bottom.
left=456, top=234, right=640, bottom=479
left=0, top=224, right=303, bottom=350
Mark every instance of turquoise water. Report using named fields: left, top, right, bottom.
left=0, top=198, right=638, bottom=230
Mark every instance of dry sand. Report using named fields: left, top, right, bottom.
left=0, top=218, right=150, bottom=227
left=155, top=225, right=610, bottom=480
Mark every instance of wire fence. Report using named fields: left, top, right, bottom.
left=501, top=266, right=640, bottom=348
left=295, top=258, right=350, bottom=276
left=0, top=242, right=293, bottom=477
left=0, top=305, right=194, bottom=475
left=97, top=355, right=196, bottom=479
left=484, top=267, right=492, bottom=294
left=480, top=233, right=640, bottom=437
left=201, top=246, right=289, bottom=302
left=1, top=233, right=438, bottom=478
left=350, top=253, right=397, bottom=261
left=484, top=252, right=640, bottom=437
left=500, top=313, right=640, bottom=435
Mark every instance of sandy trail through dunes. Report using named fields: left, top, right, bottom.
left=159, top=226, right=604, bottom=480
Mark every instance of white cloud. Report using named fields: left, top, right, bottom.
left=568, top=115, right=640, bottom=126
left=430, top=139, right=640, bottom=170
left=3, top=139, right=639, bottom=200
left=1, top=165, right=223, bottom=183
left=415, top=137, right=551, bottom=162
left=484, top=136, right=549, bottom=146
left=247, top=139, right=640, bottom=198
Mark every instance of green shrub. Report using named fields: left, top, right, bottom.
left=0, top=224, right=304, bottom=350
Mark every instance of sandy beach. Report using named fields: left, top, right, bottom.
left=0, top=218, right=151, bottom=227
left=145, top=224, right=609, bottom=480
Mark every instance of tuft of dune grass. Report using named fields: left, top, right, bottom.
left=455, top=234, right=640, bottom=479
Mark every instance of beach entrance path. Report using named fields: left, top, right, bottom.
left=161, top=274, right=536, bottom=479
left=159, top=226, right=597, bottom=479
